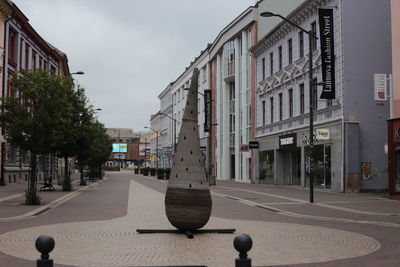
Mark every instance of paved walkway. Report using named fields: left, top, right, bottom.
left=0, top=174, right=381, bottom=267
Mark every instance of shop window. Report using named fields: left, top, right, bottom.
left=259, top=150, right=274, bottom=184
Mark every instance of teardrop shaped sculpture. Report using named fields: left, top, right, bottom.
left=165, top=68, right=212, bottom=231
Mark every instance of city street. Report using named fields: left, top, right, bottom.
left=0, top=171, right=399, bottom=267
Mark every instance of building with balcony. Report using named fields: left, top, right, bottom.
left=106, top=128, right=148, bottom=168
left=252, top=0, right=392, bottom=192
left=208, top=6, right=258, bottom=183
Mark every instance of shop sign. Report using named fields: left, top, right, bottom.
left=204, top=89, right=212, bottom=132
left=301, top=132, right=316, bottom=145
left=318, top=8, right=335, bottom=99
left=374, top=73, right=387, bottom=101
left=279, top=134, right=297, bottom=150
left=361, top=162, right=372, bottom=180
left=249, top=141, right=259, bottom=149
left=316, top=128, right=330, bottom=141
left=240, top=144, right=250, bottom=152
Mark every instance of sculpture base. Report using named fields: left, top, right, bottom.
left=165, top=187, right=212, bottom=231
left=136, top=229, right=236, bottom=239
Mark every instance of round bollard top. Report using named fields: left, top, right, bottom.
left=234, top=233, right=253, bottom=254
left=35, top=235, right=55, bottom=256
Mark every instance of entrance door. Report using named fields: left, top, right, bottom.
left=292, top=148, right=301, bottom=185
left=305, top=144, right=331, bottom=189
left=230, top=154, right=235, bottom=179
left=395, top=147, right=400, bottom=192
left=324, top=145, right=331, bottom=188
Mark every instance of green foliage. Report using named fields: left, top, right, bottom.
left=0, top=70, right=74, bottom=154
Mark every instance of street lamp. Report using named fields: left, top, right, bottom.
left=159, top=112, right=178, bottom=152
left=261, top=11, right=320, bottom=203
left=144, top=126, right=159, bottom=170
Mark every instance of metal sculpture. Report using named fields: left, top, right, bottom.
left=165, top=68, right=212, bottom=230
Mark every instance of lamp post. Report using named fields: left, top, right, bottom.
left=144, top=126, right=158, bottom=170
left=261, top=11, right=319, bottom=203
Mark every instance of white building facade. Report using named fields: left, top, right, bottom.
left=209, top=7, right=258, bottom=183
left=169, top=49, right=211, bottom=171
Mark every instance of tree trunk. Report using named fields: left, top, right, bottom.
left=63, top=156, right=71, bottom=191
left=98, top=163, right=102, bottom=179
left=26, top=153, right=39, bottom=205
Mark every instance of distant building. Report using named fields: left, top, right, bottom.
left=106, top=128, right=149, bottom=168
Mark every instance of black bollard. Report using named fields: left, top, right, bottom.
left=234, top=233, right=253, bottom=267
left=35, top=235, right=55, bottom=267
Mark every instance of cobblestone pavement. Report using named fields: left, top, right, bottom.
left=0, top=171, right=399, bottom=266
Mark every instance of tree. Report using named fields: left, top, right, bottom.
left=0, top=70, right=74, bottom=204
left=53, top=85, right=94, bottom=190
left=76, top=120, right=112, bottom=181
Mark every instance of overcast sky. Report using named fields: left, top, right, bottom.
left=12, top=0, right=256, bottom=131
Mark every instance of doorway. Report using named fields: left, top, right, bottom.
left=305, top=144, right=331, bottom=189
left=395, top=147, right=400, bottom=192
left=230, top=154, right=235, bottom=179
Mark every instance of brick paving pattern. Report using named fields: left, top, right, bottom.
left=0, top=178, right=381, bottom=267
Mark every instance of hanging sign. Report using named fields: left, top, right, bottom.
left=279, top=134, right=297, bottom=150
left=318, top=8, right=335, bottom=99
left=204, top=89, right=212, bottom=132
left=316, top=128, right=330, bottom=141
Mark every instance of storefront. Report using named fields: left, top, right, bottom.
left=256, top=123, right=342, bottom=191
left=388, top=118, right=400, bottom=199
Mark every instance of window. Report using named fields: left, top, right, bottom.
left=270, top=52, right=273, bottom=76
left=300, top=83, right=305, bottom=114
left=262, top=100, right=266, bottom=125
left=32, top=51, right=36, bottom=70
left=288, top=39, right=293, bottom=64
left=278, top=46, right=282, bottom=71
left=202, top=66, right=207, bottom=83
left=24, top=44, right=29, bottom=70
left=279, top=93, right=283, bottom=120
left=311, top=21, right=317, bottom=51
left=299, top=31, right=304, bottom=58
left=313, top=78, right=318, bottom=111
left=270, top=97, right=274, bottom=123
left=8, top=29, right=17, bottom=65
left=262, top=57, right=266, bottom=80
left=288, top=89, right=293, bottom=118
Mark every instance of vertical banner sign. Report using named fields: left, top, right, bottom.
left=204, top=89, right=211, bottom=132
left=318, top=8, right=335, bottom=99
